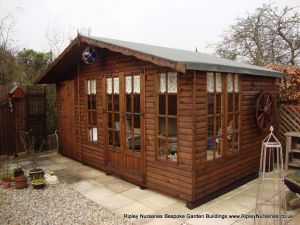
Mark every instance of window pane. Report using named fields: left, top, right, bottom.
left=133, top=94, right=140, bottom=113
left=133, top=75, right=140, bottom=94
left=113, top=77, right=119, bottom=94
left=126, top=94, right=131, bottom=112
left=168, top=95, right=177, bottom=115
left=134, top=115, right=141, bottom=130
left=114, top=131, right=120, bottom=147
left=91, top=95, right=96, bottom=109
left=167, top=140, right=177, bottom=161
left=91, top=80, right=96, bottom=94
left=125, top=76, right=132, bottom=94
left=87, top=80, right=91, bottom=94
left=113, top=95, right=119, bottom=111
left=106, top=78, right=112, bottom=94
left=108, top=113, right=112, bottom=128
left=227, top=74, right=233, bottom=92
left=158, top=138, right=167, bottom=159
left=159, top=95, right=166, bottom=115
left=208, top=94, right=214, bottom=115
left=107, top=95, right=112, bottom=111
left=89, top=128, right=93, bottom=141
left=159, top=73, right=166, bottom=93
left=235, top=114, right=239, bottom=130
left=216, top=94, right=221, bottom=115
left=207, top=72, right=214, bottom=92
left=227, top=115, right=233, bottom=143
left=114, top=113, right=120, bottom=130
left=233, top=132, right=239, bottom=151
left=234, top=75, right=239, bottom=93
left=158, top=117, right=166, bottom=137
left=216, top=116, right=222, bottom=137
left=88, top=96, right=91, bottom=109
left=235, top=94, right=239, bottom=112
left=208, top=117, right=214, bottom=137
left=168, top=118, right=177, bottom=137
left=93, top=128, right=98, bottom=141
left=216, top=73, right=222, bottom=92
left=228, top=93, right=233, bottom=113
left=108, top=131, right=113, bottom=145
left=168, top=72, right=177, bottom=93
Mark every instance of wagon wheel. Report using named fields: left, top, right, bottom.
left=255, top=91, right=275, bottom=132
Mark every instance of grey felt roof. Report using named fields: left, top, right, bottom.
left=90, top=36, right=283, bottom=78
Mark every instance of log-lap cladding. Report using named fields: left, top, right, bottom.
left=37, top=35, right=282, bottom=208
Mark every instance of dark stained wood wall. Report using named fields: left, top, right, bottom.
left=194, top=73, right=276, bottom=201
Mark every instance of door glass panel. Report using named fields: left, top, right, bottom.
left=208, top=94, right=214, bottom=114
left=113, top=77, right=119, bottom=94
left=125, top=76, right=132, bottom=93
left=114, top=131, right=120, bottom=147
left=133, top=75, right=140, bottom=94
left=234, top=75, right=239, bottom=93
left=107, top=95, right=112, bottom=111
left=108, top=131, right=113, bottom=145
left=126, top=94, right=131, bottom=112
left=228, top=93, right=233, bottom=113
left=216, top=94, right=222, bottom=114
left=113, top=95, right=119, bottom=112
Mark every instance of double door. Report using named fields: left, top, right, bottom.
left=105, top=72, right=145, bottom=184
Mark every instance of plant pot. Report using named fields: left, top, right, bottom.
left=28, top=168, right=45, bottom=180
left=14, top=175, right=28, bottom=189
left=2, top=180, right=11, bottom=189
left=31, top=179, right=45, bottom=189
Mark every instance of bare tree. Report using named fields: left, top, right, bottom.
left=214, top=4, right=300, bottom=66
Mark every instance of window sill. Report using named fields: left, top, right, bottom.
left=205, top=150, right=241, bottom=166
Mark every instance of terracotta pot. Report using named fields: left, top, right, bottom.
left=14, top=175, right=28, bottom=189
left=2, top=180, right=11, bottom=189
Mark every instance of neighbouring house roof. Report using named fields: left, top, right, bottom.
left=36, top=35, right=283, bottom=84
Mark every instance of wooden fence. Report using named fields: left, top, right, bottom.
left=278, top=104, right=300, bottom=143
left=0, top=85, right=47, bottom=156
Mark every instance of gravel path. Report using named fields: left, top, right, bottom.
left=0, top=183, right=132, bottom=225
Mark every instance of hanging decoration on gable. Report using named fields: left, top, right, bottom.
left=82, top=46, right=97, bottom=64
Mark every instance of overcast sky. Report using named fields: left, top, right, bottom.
left=0, top=0, right=299, bottom=54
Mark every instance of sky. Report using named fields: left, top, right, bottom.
left=0, top=0, right=299, bottom=55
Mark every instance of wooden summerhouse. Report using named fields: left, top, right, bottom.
left=36, top=35, right=282, bottom=208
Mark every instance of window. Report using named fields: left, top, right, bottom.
left=106, top=76, right=120, bottom=148
left=207, top=73, right=223, bottom=160
left=206, top=73, right=240, bottom=161
left=87, top=80, right=97, bottom=142
left=227, top=74, right=240, bottom=153
left=157, top=72, right=177, bottom=162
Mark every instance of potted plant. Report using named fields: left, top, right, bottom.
left=20, top=131, right=45, bottom=180
left=31, top=178, right=46, bottom=189
left=13, top=165, right=27, bottom=189
left=1, top=158, right=12, bottom=189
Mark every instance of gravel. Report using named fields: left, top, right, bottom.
left=0, top=182, right=132, bottom=225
